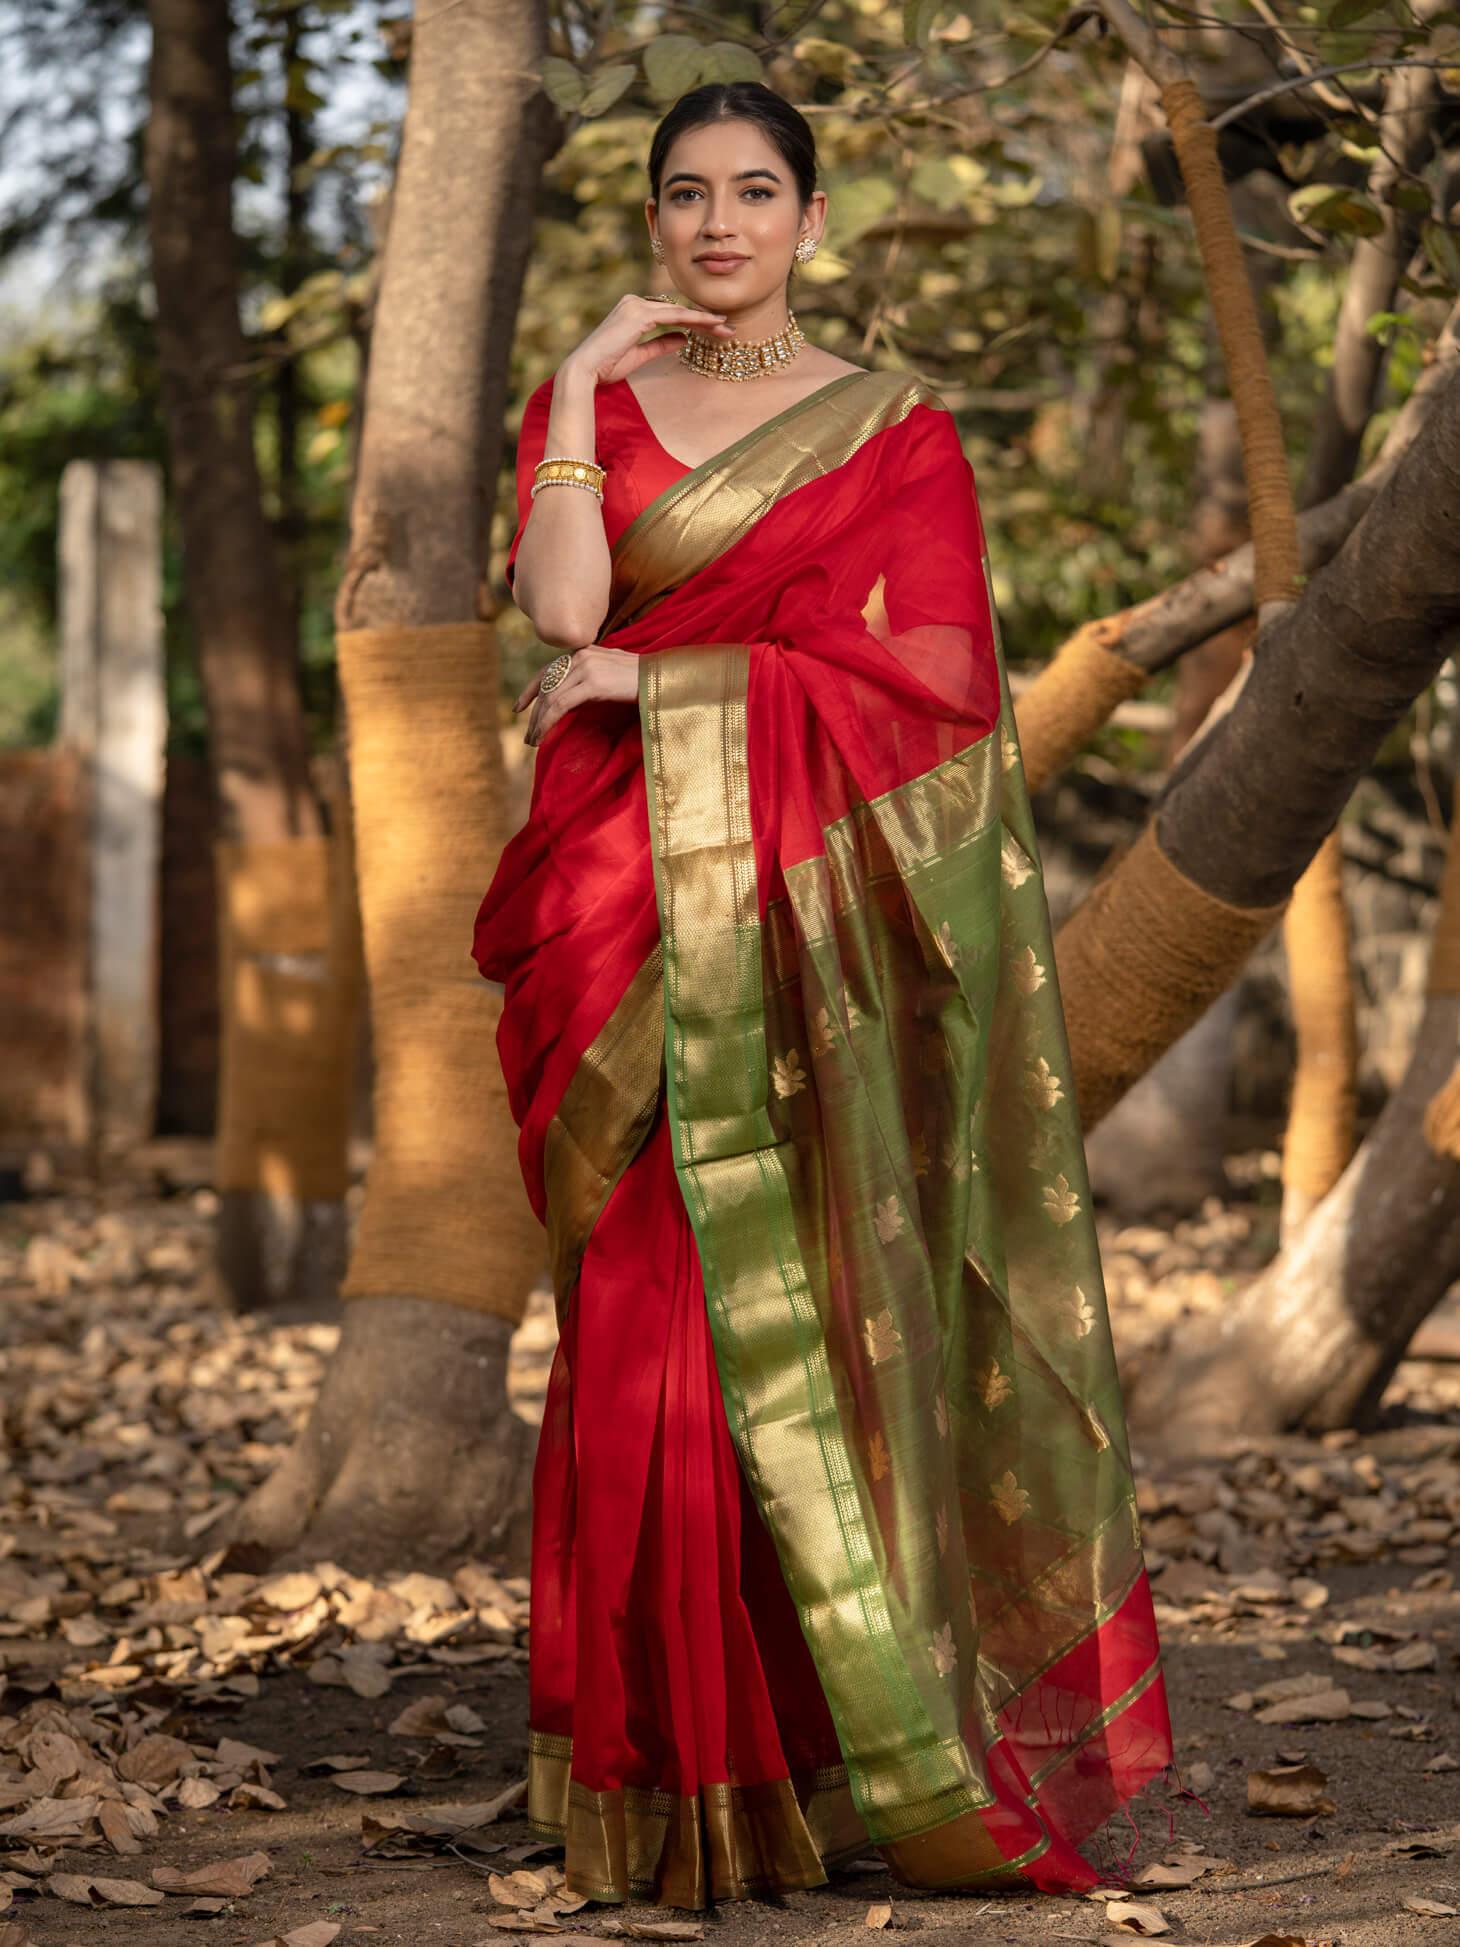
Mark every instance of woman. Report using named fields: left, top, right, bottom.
left=475, top=81, right=1172, bottom=1910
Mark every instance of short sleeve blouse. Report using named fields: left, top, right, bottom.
left=505, top=376, right=690, bottom=585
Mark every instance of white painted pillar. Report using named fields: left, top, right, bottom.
left=57, top=460, right=166, bottom=1154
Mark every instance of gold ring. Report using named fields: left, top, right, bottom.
left=539, top=653, right=573, bottom=695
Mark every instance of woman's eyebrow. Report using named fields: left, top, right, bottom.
left=662, top=167, right=783, bottom=188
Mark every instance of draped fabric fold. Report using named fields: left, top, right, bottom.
left=475, top=370, right=1171, bottom=1903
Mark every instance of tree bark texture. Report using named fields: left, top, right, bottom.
left=146, top=0, right=356, bottom=1312
left=1013, top=303, right=1460, bottom=796
left=228, top=0, right=557, bottom=1572
left=1056, top=362, right=1460, bottom=1131
left=144, top=0, right=319, bottom=846
left=1298, top=42, right=1439, bottom=509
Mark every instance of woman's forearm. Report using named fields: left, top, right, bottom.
left=514, top=363, right=612, bottom=647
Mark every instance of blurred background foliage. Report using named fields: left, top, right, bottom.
left=0, top=0, right=1456, bottom=771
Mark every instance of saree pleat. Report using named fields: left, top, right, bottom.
left=475, top=370, right=1173, bottom=1906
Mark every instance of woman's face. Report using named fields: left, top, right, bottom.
left=647, top=118, right=824, bottom=317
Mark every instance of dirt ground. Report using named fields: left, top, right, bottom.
left=3, top=1147, right=1460, bottom=1947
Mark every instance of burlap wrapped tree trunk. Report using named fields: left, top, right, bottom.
left=1129, top=811, right=1460, bottom=1439
left=223, top=0, right=557, bottom=1574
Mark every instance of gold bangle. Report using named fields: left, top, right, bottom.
left=532, top=456, right=605, bottom=501
left=529, top=475, right=604, bottom=503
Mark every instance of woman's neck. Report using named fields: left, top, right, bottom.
left=707, top=292, right=792, bottom=342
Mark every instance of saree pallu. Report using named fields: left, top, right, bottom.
left=475, top=370, right=1172, bottom=1906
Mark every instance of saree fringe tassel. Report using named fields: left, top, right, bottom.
left=337, top=621, right=540, bottom=1320
left=214, top=833, right=358, bottom=1202
left=1013, top=621, right=1148, bottom=795
left=1056, top=820, right=1287, bottom=1130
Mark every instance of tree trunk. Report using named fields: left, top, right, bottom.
left=1054, top=363, right=1460, bottom=1130
left=1275, top=52, right=1439, bottom=1238
left=146, top=0, right=356, bottom=1309
left=223, top=0, right=558, bottom=1576
left=1128, top=829, right=1460, bottom=1442
left=1298, top=52, right=1439, bottom=509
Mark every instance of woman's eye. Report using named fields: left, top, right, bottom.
left=670, top=189, right=700, bottom=203
left=743, top=186, right=772, bottom=200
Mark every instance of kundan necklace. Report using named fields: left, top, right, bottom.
left=679, top=309, right=807, bottom=383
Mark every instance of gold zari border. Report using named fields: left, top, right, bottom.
left=607, top=372, right=940, bottom=633
left=528, top=1732, right=869, bottom=1908
left=542, top=944, right=664, bottom=1322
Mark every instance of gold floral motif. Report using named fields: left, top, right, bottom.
left=933, top=920, right=960, bottom=969
left=940, top=1128, right=970, bottom=1182
left=975, top=1356, right=1012, bottom=1409
left=1000, top=721, right=1018, bottom=774
left=992, top=1470, right=1030, bottom=1525
left=1001, top=834, right=1033, bottom=889
left=863, top=1308, right=903, bottom=1365
left=1023, top=1056, right=1064, bottom=1112
left=1042, top=1174, right=1081, bottom=1225
left=809, top=1006, right=836, bottom=1058
left=929, top=1622, right=958, bottom=1677
left=935, top=1505, right=949, bottom=1555
left=909, top=1131, right=931, bottom=1178
left=844, top=992, right=864, bottom=1032
left=868, top=1429, right=891, bottom=1482
left=933, top=1391, right=949, bottom=1439
left=771, top=1051, right=808, bottom=1099
left=1068, top=1286, right=1096, bottom=1337
left=1010, top=944, right=1046, bottom=996
left=873, top=1195, right=906, bottom=1244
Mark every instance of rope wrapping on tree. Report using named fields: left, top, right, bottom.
left=214, top=833, right=359, bottom=1202
left=336, top=620, right=541, bottom=1321
left=1422, top=821, right=1460, bottom=1159
left=1057, top=820, right=1288, bottom=1131
left=1280, top=829, right=1359, bottom=1201
left=1159, top=77, right=1302, bottom=615
left=1012, top=621, right=1149, bottom=795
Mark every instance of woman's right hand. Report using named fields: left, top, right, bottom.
left=559, top=294, right=735, bottom=389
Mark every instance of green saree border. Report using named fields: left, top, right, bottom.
left=641, top=645, right=988, bottom=1843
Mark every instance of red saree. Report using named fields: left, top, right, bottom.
left=474, top=370, right=1172, bottom=1908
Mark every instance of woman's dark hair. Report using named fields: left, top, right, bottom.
left=647, top=83, right=817, bottom=207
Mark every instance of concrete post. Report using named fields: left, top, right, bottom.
left=57, top=460, right=166, bottom=1154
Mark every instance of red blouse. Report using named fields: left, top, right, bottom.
left=506, top=376, right=690, bottom=583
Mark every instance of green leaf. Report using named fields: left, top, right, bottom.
left=1388, top=179, right=1431, bottom=215
left=578, top=63, right=636, bottom=118
left=698, top=41, right=762, bottom=85
left=902, top=0, right=941, bottom=47
left=909, top=158, right=966, bottom=212
left=1326, top=0, right=1389, bottom=23
left=1423, top=218, right=1460, bottom=287
left=540, top=56, right=586, bottom=114
left=1287, top=183, right=1385, bottom=237
left=643, top=36, right=703, bottom=103
left=827, top=176, right=899, bottom=249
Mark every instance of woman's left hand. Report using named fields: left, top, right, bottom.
left=516, top=643, right=640, bottom=749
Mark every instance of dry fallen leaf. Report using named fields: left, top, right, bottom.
left=1246, top=1763, right=1336, bottom=1818
left=1403, top=1896, right=1460, bottom=1916
left=1137, top=1857, right=1216, bottom=1888
left=599, top=1927, right=705, bottom=1942
left=302, top=1753, right=373, bottom=1773
left=865, top=1902, right=893, bottom=1930
left=153, top=1851, right=273, bottom=1898
left=1103, top=1898, right=1170, bottom=1936
left=328, top=1770, right=405, bottom=1796
left=47, top=1872, right=165, bottom=1907
left=98, top=1798, right=140, bottom=1855
left=0, top=1926, right=34, bottom=1947
left=250, top=1926, right=343, bottom=1947
left=1254, top=1687, right=1350, bottom=1725
left=491, top=1870, right=553, bottom=1909
left=488, top=1915, right=563, bottom=1935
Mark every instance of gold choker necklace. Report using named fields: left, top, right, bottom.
left=679, top=310, right=807, bottom=383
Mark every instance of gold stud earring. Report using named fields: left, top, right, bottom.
left=651, top=237, right=665, bottom=262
